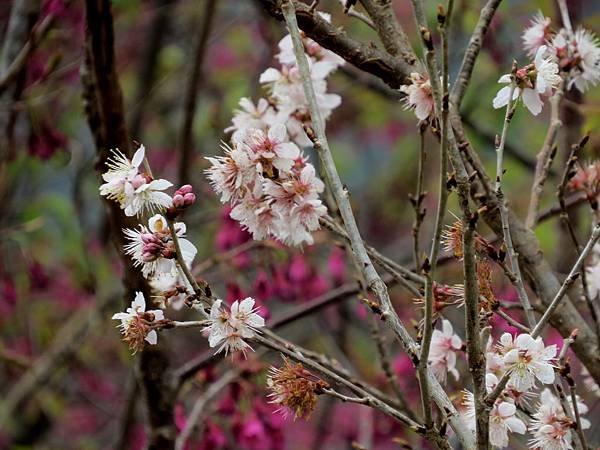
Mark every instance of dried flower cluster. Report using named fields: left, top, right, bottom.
left=267, top=357, right=329, bottom=420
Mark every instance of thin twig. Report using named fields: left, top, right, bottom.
left=494, top=308, right=531, bottom=333
left=166, top=217, right=212, bottom=309
left=320, top=216, right=423, bottom=295
left=450, top=0, right=503, bottom=108
left=411, top=123, right=428, bottom=269
left=526, top=84, right=564, bottom=228
left=282, top=3, right=472, bottom=447
left=531, top=223, right=600, bottom=338
left=418, top=2, right=453, bottom=427
left=556, top=136, right=600, bottom=342
left=369, top=318, right=418, bottom=421
left=494, top=69, right=536, bottom=328
left=557, top=0, right=573, bottom=34
left=0, top=12, right=55, bottom=95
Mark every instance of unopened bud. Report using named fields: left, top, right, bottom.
left=172, top=194, right=185, bottom=207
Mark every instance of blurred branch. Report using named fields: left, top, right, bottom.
left=0, top=342, right=31, bottom=369
left=178, top=0, right=218, bottom=185
left=0, top=0, right=39, bottom=164
left=450, top=0, right=503, bottom=108
left=0, top=298, right=112, bottom=429
left=129, top=0, right=174, bottom=139
left=175, top=369, right=240, bottom=450
left=114, top=372, right=139, bottom=450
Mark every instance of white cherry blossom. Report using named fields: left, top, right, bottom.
left=571, top=28, right=600, bottom=92
left=463, top=389, right=526, bottom=448
left=499, top=333, right=557, bottom=392
left=99, top=145, right=145, bottom=206
left=205, top=143, right=254, bottom=203
left=529, top=388, right=590, bottom=450
left=123, top=178, right=173, bottom=217
left=522, top=12, right=552, bottom=56
left=493, top=46, right=561, bottom=115
left=203, top=298, right=265, bottom=356
left=226, top=97, right=277, bottom=143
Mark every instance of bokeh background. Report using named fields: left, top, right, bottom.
left=1, top=0, right=600, bottom=448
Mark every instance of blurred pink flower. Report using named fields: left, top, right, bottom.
left=328, top=247, right=346, bottom=286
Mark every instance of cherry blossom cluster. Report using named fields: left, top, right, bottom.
left=203, top=298, right=265, bottom=356
left=400, top=11, right=599, bottom=120
left=493, top=12, right=600, bottom=115
left=206, top=124, right=327, bottom=246
left=528, top=388, right=591, bottom=450
left=458, top=332, right=574, bottom=448
left=206, top=19, right=343, bottom=246
left=99, top=145, right=173, bottom=217
left=100, top=144, right=265, bottom=354
left=522, top=12, right=600, bottom=92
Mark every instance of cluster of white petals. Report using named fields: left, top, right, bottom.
left=522, top=12, right=553, bottom=57
left=493, top=46, right=562, bottom=116
left=225, top=14, right=342, bottom=148
left=203, top=297, right=265, bottom=355
left=520, top=11, right=600, bottom=94
left=99, top=145, right=172, bottom=216
left=463, top=388, right=526, bottom=448
left=207, top=123, right=327, bottom=245
left=494, top=333, right=557, bottom=392
left=529, top=389, right=590, bottom=450
left=428, top=319, right=462, bottom=383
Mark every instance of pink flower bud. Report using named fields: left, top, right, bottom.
left=178, top=184, right=193, bottom=195
left=141, top=233, right=159, bottom=244
left=183, top=192, right=196, bottom=205
left=172, top=194, right=185, bottom=208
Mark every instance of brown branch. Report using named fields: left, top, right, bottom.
left=0, top=13, right=55, bottom=96
left=357, top=0, right=418, bottom=69
left=0, top=0, right=40, bottom=163
left=256, top=0, right=412, bottom=87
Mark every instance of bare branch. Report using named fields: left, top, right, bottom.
left=281, top=3, right=474, bottom=447
left=526, top=85, right=564, bottom=228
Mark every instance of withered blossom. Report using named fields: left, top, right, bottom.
left=267, top=357, right=328, bottom=420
